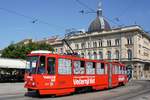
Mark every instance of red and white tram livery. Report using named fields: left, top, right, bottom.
left=24, top=50, right=128, bottom=96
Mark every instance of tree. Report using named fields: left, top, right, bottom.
left=1, top=42, right=54, bottom=59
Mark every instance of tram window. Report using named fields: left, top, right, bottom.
left=104, top=63, right=108, bottom=74
left=74, top=61, right=85, bottom=74
left=47, top=58, right=55, bottom=75
left=121, top=67, right=123, bottom=74
left=119, top=66, right=121, bottom=74
left=58, top=58, right=72, bottom=74
left=124, top=67, right=127, bottom=74
left=117, top=66, right=119, bottom=74
left=122, top=67, right=124, bottom=74
left=122, top=67, right=125, bottom=74
left=116, top=66, right=119, bottom=74
left=118, top=66, right=120, bottom=74
left=112, top=65, right=115, bottom=74
left=81, top=61, right=85, bottom=68
left=112, top=64, right=114, bottom=74
left=113, top=65, right=118, bottom=74
left=114, top=65, right=117, bottom=74
left=109, top=64, right=113, bottom=74
left=38, top=56, right=46, bottom=74
left=93, top=62, right=96, bottom=68
left=123, top=67, right=125, bottom=74
left=114, top=65, right=118, bottom=74
left=86, top=62, right=95, bottom=74
left=122, top=67, right=123, bottom=74
left=96, top=62, right=104, bottom=74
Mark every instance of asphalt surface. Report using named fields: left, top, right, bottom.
left=0, top=80, right=150, bottom=100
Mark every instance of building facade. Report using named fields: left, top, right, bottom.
left=50, top=3, right=150, bottom=80
left=15, top=3, right=150, bottom=80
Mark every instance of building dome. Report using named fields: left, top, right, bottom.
left=88, top=17, right=111, bottom=32
left=88, top=2, right=111, bottom=32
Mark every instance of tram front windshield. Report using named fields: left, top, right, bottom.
left=26, top=56, right=39, bottom=74
left=26, top=56, right=55, bottom=74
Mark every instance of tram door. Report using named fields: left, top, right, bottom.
left=107, top=63, right=112, bottom=88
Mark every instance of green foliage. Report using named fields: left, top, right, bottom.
left=1, top=42, right=54, bottom=59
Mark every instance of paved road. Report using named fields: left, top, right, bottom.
left=0, top=80, right=150, bottom=100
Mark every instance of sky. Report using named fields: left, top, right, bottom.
left=0, top=0, right=150, bottom=49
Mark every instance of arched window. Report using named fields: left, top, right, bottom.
left=99, top=39, right=103, bottom=47
left=115, top=50, right=119, bottom=60
left=93, top=42, right=97, bottom=48
left=81, top=42, right=85, bottom=49
left=88, top=52, right=91, bottom=59
left=55, top=48, right=58, bottom=53
left=127, top=37, right=132, bottom=44
left=107, top=40, right=111, bottom=46
left=115, top=39, right=120, bottom=46
left=93, top=52, right=97, bottom=59
left=99, top=51, right=103, bottom=60
left=107, top=51, right=111, bottom=60
left=128, top=49, right=132, bottom=60
left=81, top=53, right=84, bottom=58
left=75, top=44, right=79, bottom=49
left=88, top=42, right=91, bottom=48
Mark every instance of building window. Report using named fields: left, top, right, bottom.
left=55, top=48, right=58, bottom=53
left=127, top=37, right=132, bottom=44
left=99, top=51, right=103, bottom=60
left=93, top=52, right=97, bottom=59
left=115, top=50, right=119, bottom=60
left=93, top=41, right=97, bottom=48
left=81, top=53, right=84, bottom=58
left=107, top=51, right=111, bottom=60
left=81, top=42, right=85, bottom=49
left=60, top=48, right=63, bottom=53
left=88, top=42, right=91, bottom=48
left=99, top=39, right=103, bottom=47
left=107, top=40, right=111, bottom=46
left=88, top=52, right=92, bottom=59
left=115, top=39, right=120, bottom=46
left=75, top=44, right=79, bottom=49
left=128, top=49, right=132, bottom=60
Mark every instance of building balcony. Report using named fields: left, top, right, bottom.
left=125, top=43, right=134, bottom=47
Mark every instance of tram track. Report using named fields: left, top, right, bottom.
left=101, top=80, right=150, bottom=100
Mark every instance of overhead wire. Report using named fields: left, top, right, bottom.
left=75, top=0, right=120, bottom=26
left=75, top=0, right=95, bottom=12
left=0, top=7, right=65, bottom=29
left=103, top=16, right=120, bottom=26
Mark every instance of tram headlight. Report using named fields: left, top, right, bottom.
left=50, top=81, right=54, bottom=86
left=32, top=82, right=35, bottom=86
left=24, top=81, right=27, bottom=84
left=30, top=78, right=33, bottom=81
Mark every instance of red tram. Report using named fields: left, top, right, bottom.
left=24, top=50, right=128, bottom=96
